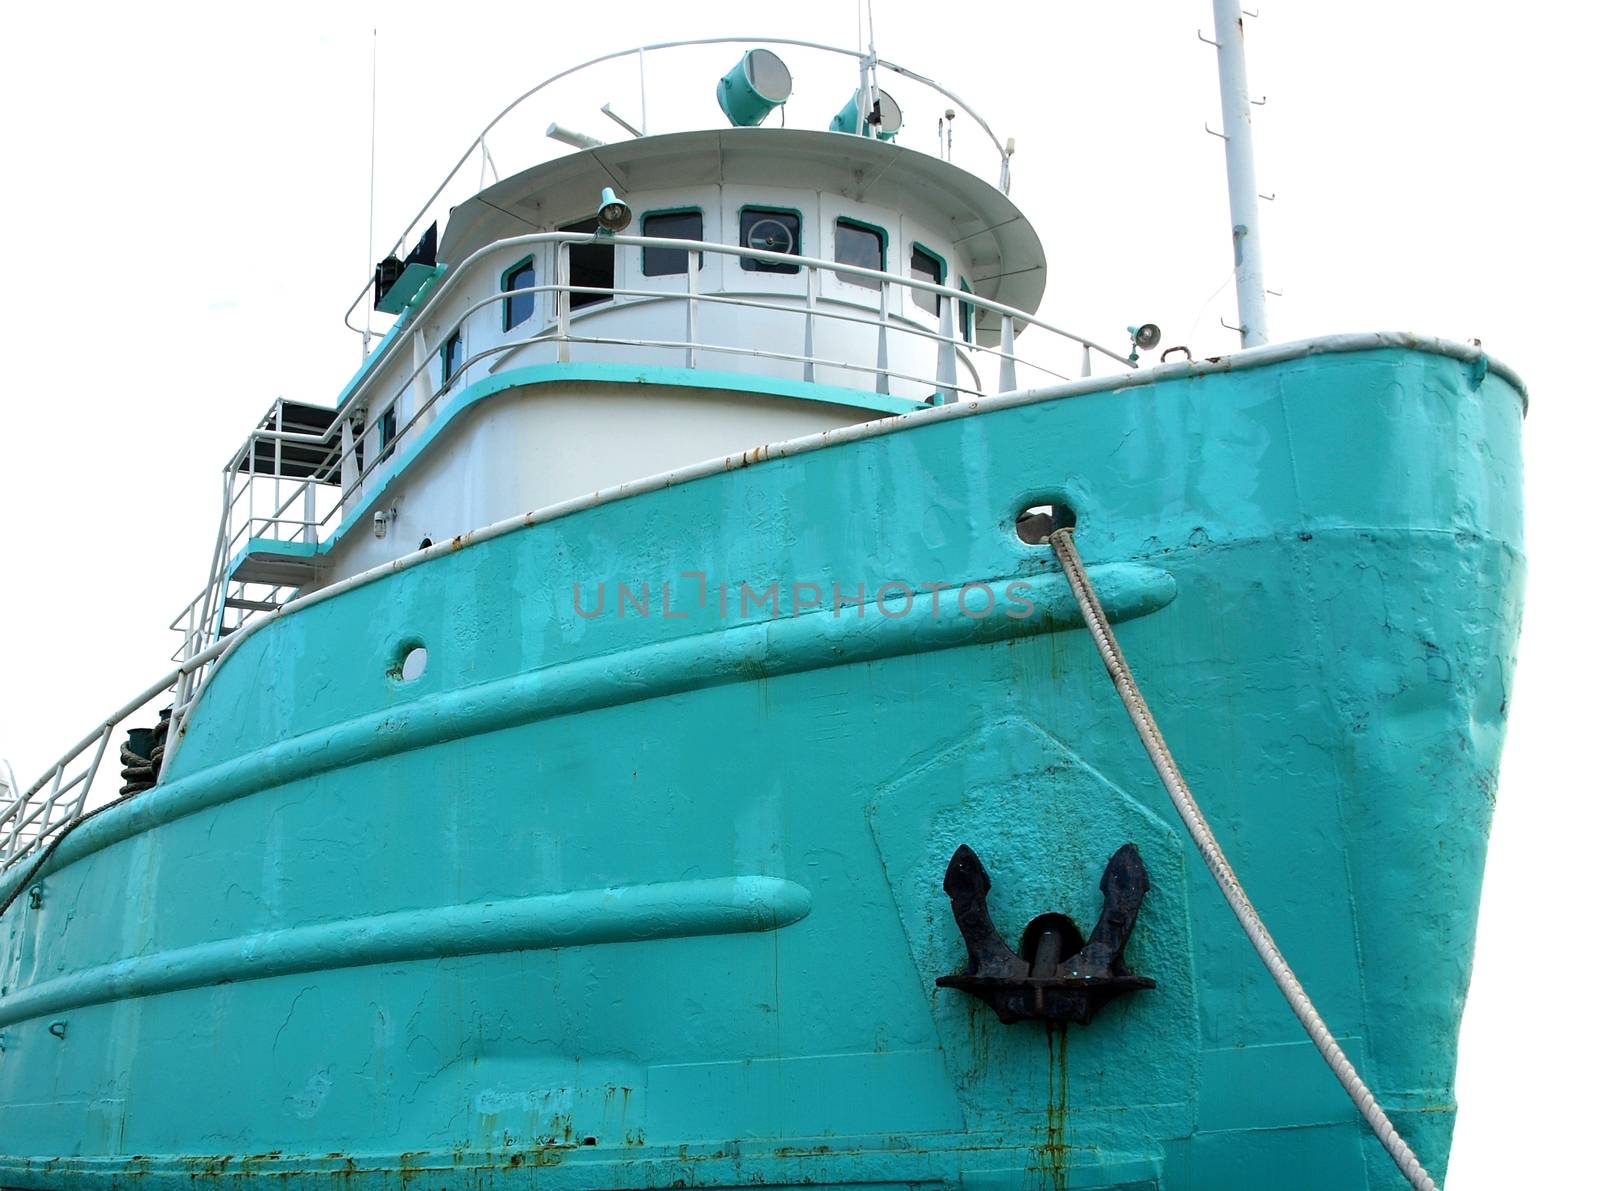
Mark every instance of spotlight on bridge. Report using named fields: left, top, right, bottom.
left=716, top=49, right=792, bottom=127
left=830, top=88, right=903, bottom=140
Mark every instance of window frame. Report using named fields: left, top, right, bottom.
left=909, top=241, right=948, bottom=316
left=737, top=204, right=804, bottom=274
left=501, top=255, right=536, bottom=332
left=959, top=276, right=975, bottom=342
left=377, top=404, right=398, bottom=463
left=639, top=207, right=706, bottom=277
left=559, top=216, right=614, bottom=310
left=833, top=216, right=888, bottom=289
left=440, top=328, right=464, bottom=388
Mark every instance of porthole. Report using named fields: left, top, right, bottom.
left=739, top=207, right=801, bottom=273
left=391, top=643, right=429, bottom=683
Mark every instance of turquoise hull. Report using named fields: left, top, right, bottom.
left=0, top=344, right=1525, bottom=1188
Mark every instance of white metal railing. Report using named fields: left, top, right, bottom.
left=0, top=671, right=183, bottom=873
left=176, top=230, right=1137, bottom=677
left=343, top=37, right=1016, bottom=343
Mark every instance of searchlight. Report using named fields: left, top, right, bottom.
left=830, top=89, right=903, bottom=140
left=716, top=49, right=792, bottom=127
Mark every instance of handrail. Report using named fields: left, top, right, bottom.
left=0, top=654, right=210, bottom=867
left=341, top=36, right=1012, bottom=337
left=169, top=229, right=1137, bottom=680
left=221, top=230, right=1127, bottom=499
left=337, top=229, right=1127, bottom=452
left=232, top=241, right=1120, bottom=539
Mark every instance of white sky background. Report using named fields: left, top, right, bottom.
left=0, top=0, right=1593, bottom=1183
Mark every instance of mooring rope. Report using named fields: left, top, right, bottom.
left=1048, top=527, right=1438, bottom=1191
left=0, top=798, right=121, bottom=920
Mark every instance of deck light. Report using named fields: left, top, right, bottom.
left=1128, top=323, right=1162, bottom=363
left=596, top=187, right=632, bottom=233
left=829, top=88, right=903, bottom=140
left=716, top=49, right=792, bottom=127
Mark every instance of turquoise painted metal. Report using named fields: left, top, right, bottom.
left=830, top=89, right=902, bottom=139
left=374, top=263, right=445, bottom=316
left=0, top=344, right=1524, bottom=1188
left=716, top=48, right=792, bottom=127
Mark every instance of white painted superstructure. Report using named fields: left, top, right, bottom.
left=159, top=39, right=1144, bottom=701
left=300, top=128, right=1048, bottom=585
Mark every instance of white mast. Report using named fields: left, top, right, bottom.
left=1210, top=0, right=1268, bottom=348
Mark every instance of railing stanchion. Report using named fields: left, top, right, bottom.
left=72, top=725, right=113, bottom=820
left=998, top=315, right=1018, bottom=392
left=936, top=298, right=957, bottom=405
left=803, top=268, right=817, bottom=383
left=340, top=420, right=358, bottom=503
left=685, top=258, right=699, bottom=369
left=637, top=48, right=648, bottom=135
left=273, top=401, right=283, bottom=541
left=12, top=764, right=64, bottom=859
left=876, top=284, right=891, bottom=395
left=1081, top=343, right=1092, bottom=378
left=557, top=242, right=572, bottom=363
left=184, top=601, right=197, bottom=677
left=196, top=470, right=232, bottom=660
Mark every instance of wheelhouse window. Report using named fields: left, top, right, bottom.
left=560, top=216, right=614, bottom=309
left=959, top=277, right=975, bottom=342
left=910, top=244, right=946, bottom=315
left=834, top=218, right=885, bottom=289
left=377, top=405, right=398, bottom=463
left=739, top=207, right=801, bottom=273
left=642, top=210, right=704, bottom=276
left=502, top=256, right=536, bottom=331
left=440, top=329, right=464, bottom=387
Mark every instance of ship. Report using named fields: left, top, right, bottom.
left=0, top=20, right=1525, bottom=1191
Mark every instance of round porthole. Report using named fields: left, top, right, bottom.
left=392, top=643, right=428, bottom=682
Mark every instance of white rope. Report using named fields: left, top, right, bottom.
left=1048, top=528, right=1438, bottom=1191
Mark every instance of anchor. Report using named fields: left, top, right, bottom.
left=935, top=842, right=1156, bottom=1025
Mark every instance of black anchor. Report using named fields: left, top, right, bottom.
left=935, top=842, right=1155, bottom=1025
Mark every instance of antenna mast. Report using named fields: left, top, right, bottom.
left=363, top=28, right=379, bottom=357
left=1209, top=0, right=1268, bottom=348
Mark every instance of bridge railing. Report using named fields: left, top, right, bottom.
left=171, top=229, right=1139, bottom=676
